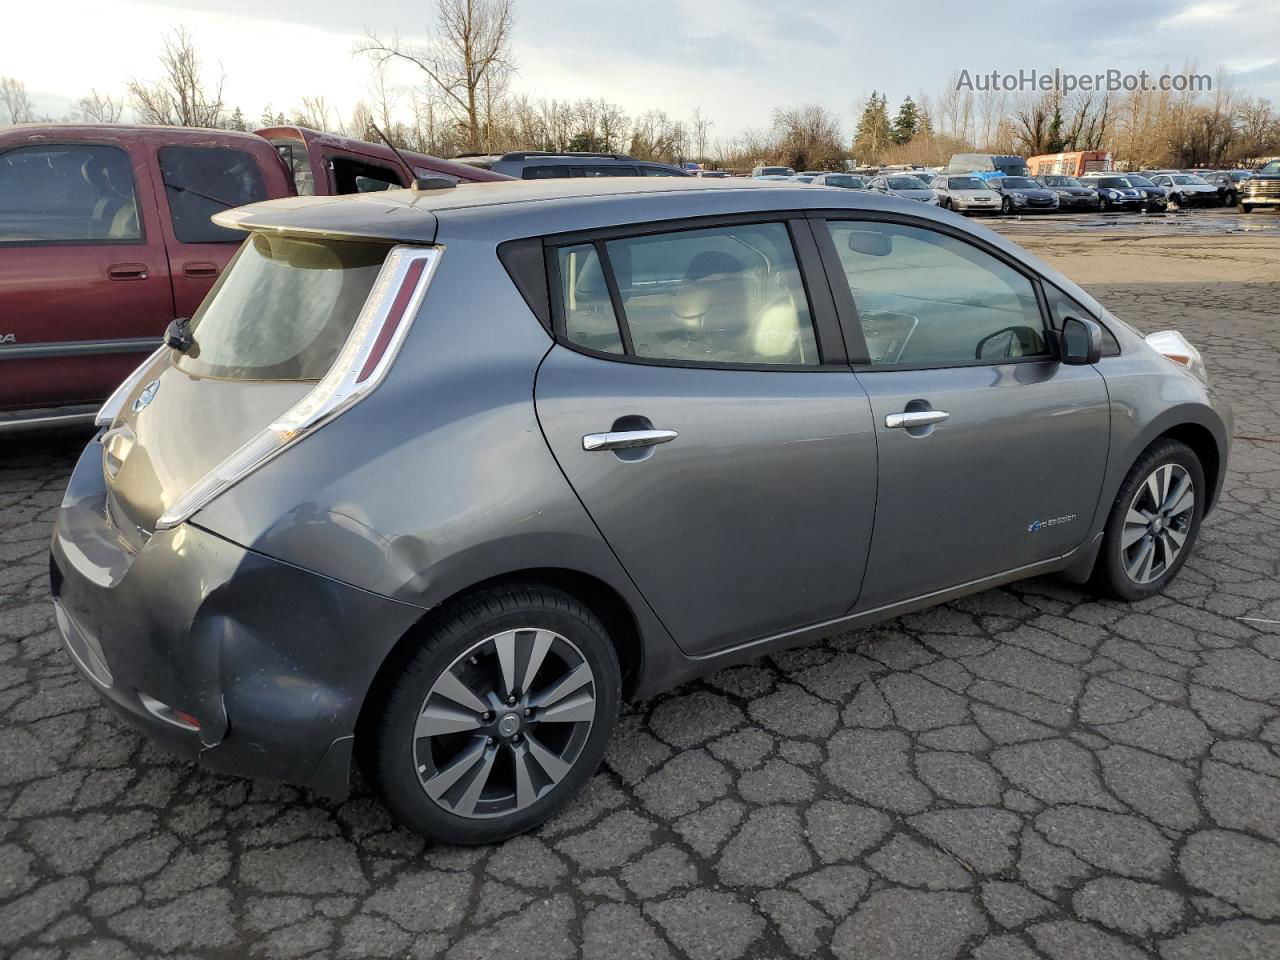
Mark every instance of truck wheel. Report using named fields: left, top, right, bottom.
left=1091, top=439, right=1204, bottom=602
left=1239, top=203, right=1253, bottom=213
left=369, top=584, right=621, bottom=844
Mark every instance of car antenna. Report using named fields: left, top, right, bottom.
left=369, top=123, right=454, bottom=192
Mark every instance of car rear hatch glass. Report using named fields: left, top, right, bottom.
left=102, top=232, right=434, bottom=538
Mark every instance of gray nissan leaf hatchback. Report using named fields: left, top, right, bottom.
left=51, top=178, right=1231, bottom=844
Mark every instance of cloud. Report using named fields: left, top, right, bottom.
left=1160, top=3, right=1239, bottom=26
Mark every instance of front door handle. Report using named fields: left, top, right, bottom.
left=184, top=261, right=218, bottom=278
left=107, top=263, right=148, bottom=281
left=885, top=410, right=950, bottom=429
left=583, top=429, right=678, bottom=451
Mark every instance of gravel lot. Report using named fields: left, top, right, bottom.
left=2, top=214, right=1279, bottom=959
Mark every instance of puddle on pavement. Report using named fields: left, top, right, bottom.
left=991, top=209, right=1280, bottom=237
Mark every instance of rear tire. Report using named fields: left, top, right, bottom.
left=1239, top=203, right=1253, bottom=213
left=370, top=584, right=621, bottom=845
left=1091, top=439, right=1205, bottom=601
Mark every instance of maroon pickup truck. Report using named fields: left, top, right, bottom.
left=0, top=124, right=508, bottom=431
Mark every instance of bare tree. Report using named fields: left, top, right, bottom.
left=773, top=104, right=843, bottom=169
left=690, top=106, right=712, bottom=161
left=1, top=76, right=36, bottom=124
left=356, top=0, right=516, bottom=153
left=293, top=95, right=333, bottom=132
left=76, top=89, right=125, bottom=123
left=128, top=27, right=225, bottom=127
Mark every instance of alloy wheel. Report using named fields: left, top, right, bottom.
left=412, top=628, right=596, bottom=819
left=1121, top=463, right=1195, bottom=584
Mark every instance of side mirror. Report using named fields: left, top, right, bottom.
left=1059, top=315, right=1103, bottom=365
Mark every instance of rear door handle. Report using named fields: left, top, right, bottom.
left=107, top=263, right=148, bottom=281
left=885, top=410, right=950, bottom=429
left=583, top=429, right=678, bottom=451
left=184, top=262, right=218, bottom=278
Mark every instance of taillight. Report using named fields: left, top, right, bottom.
left=155, top=245, right=440, bottom=530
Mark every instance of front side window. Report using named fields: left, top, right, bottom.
left=558, top=222, right=819, bottom=366
left=0, top=143, right=140, bottom=243
left=328, top=156, right=404, bottom=193
left=160, top=146, right=267, bottom=243
left=640, top=166, right=682, bottom=177
left=176, top=233, right=390, bottom=380
left=825, top=220, right=1047, bottom=367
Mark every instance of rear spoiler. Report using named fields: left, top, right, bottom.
left=213, top=193, right=438, bottom=245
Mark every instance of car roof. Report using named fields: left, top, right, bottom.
left=215, top=175, right=1096, bottom=296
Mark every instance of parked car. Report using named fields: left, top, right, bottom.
left=1027, top=150, right=1114, bottom=177
left=931, top=174, right=1001, bottom=214
left=1147, top=173, right=1219, bottom=207
left=868, top=174, right=939, bottom=204
left=809, top=173, right=870, bottom=190
left=1201, top=170, right=1253, bottom=207
left=1238, top=160, right=1280, bottom=212
left=752, top=165, right=797, bottom=178
left=0, top=124, right=508, bottom=431
left=1079, top=175, right=1145, bottom=211
left=908, top=170, right=937, bottom=186
left=455, top=151, right=689, bottom=179
left=988, top=176, right=1060, bottom=213
left=1034, top=175, right=1102, bottom=211
left=946, top=153, right=1031, bottom=179
left=1118, top=173, right=1169, bottom=212
left=52, top=177, right=1230, bottom=843
left=690, top=169, right=730, bottom=178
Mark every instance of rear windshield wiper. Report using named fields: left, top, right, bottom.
left=165, top=182, right=240, bottom=209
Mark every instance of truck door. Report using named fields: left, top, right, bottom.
left=147, top=143, right=273, bottom=319
left=0, top=138, right=173, bottom=416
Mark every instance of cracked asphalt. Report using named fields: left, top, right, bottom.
left=3, top=220, right=1279, bottom=959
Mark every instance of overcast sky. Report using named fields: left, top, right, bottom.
left=5, top=0, right=1279, bottom=142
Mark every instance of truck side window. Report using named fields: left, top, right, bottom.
left=328, top=157, right=404, bottom=193
left=159, top=146, right=267, bottom=244
left=0, top=144, right=141, bottom=243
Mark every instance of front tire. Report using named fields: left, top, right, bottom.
left=1239, top=203, right=1253, bottom=213
left=1001, top=197, right=1013, bottom=214
left=370, top=584, right=621, bottom=844
left=1091, top=439, right=1205, bottom=601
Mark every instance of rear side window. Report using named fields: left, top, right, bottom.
left=825, top=220, right=1047, bottom=367
left=0, top=143, right=141, bottom=243
left=176, top=234, right=390, bottom=380
left=640, top=166, right=682, bottom=177
left=582, top=165, right=637, bottom=177
left=523, top=165, right=570, bottom=179
left=558, top=244, right=624, bottom=354
left=160, top=146, right=267, bottom=243
left=558, top=222, right=819, bottom=366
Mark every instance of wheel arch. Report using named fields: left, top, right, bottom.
left=352, top=566, right=646, bottom=763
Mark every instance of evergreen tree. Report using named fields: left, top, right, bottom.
left=891, top=96, right=920, bottom=145
left=227, top=106, right=247, bottom=132
left=852, top=91, right=892, bottom=162
left=1046, top=102, right=1066, bottom=152
left=260, top=104, right=275, bottom=128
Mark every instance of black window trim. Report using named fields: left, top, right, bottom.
left=809, top=208, right=1071, bottom=372
left=543, top=211, right=849, bottom=373
left=0, top=140, right=148, bottom=248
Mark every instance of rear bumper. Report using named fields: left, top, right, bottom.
left=50, top=437, right=423, bottom=798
